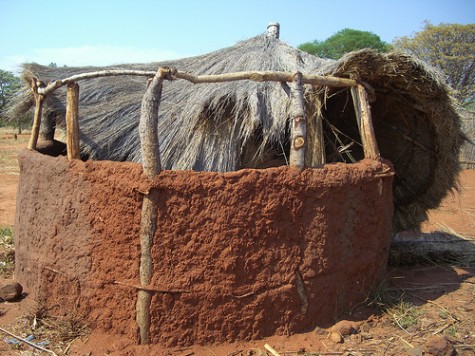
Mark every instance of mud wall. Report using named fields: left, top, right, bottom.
left=15, top=150, right=394, bottom=346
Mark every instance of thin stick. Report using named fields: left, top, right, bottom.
left=264, top=343, right=281, bottom=356
left=113, top=280, right=190, bottom=294
left=433, top=322, right=455, bottom=335
left=226, top=350, right=243, bottom=356
left=38, top=69, right=157, bottom=96
left=36, top=69, right=358, bottom=96
left=0, top=327, right=57, bottom=355
left=398, top=336, right=415, bottom=349
left=231, top=291, right=254, bottom=299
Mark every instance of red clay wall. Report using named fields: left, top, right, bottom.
left=15, top=150, right=394, bottom=346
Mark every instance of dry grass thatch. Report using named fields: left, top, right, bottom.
left=4, top=33, right=464, bottom=232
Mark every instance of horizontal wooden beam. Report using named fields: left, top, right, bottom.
left=36, top=68, right=358, bottom=96
left=175, top=70, right=357, bottom=88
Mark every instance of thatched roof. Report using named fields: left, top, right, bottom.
left=320, top=50, right=464, bottom=232
left=5, top=32, right=464, bottom=233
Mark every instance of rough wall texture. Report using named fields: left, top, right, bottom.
left=15, top=150, right=394, bottom=346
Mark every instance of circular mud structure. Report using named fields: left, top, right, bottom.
left=15, top=150, right=393, bottom=346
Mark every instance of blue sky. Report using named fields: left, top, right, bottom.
left=1, top=0, right=474, bottom=73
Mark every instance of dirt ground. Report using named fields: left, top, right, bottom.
left=0, top=130, right=474, bottom=355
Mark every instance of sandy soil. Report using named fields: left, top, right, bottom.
left=0, top=133, right=474, bottom=355
left=422, top=170, right=475, bottom=238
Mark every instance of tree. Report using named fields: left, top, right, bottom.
left=394, top=22, right=475, bottom=105
left=0, top=69, right=31, bottom=132
left=0, top=69, right=21, bottom=111
left=298, top=28, right=392, bottom=59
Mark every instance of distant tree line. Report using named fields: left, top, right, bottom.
left=298, top=28, right=392, bottom=59
left=0, top=69, right=20, bottom=111
left=0, top=62, right=66, bottom=131
left=394, top=22, right=475, bottom=106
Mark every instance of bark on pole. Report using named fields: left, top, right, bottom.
left=289, top=72, right=307, bottom=169
left=27, top=80, right=44, bottom=151
left=136, top=68, right=170, bottom=345
left=351, top=84, right=380, bottom=160
left=306, top=98, right=326, bottom=167
left=65, top=82, right=80, bottom=160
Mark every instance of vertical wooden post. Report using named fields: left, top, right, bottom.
left=306, top=98, right=326, bottom=166
left=66, top=82, right=80, bottom=160
left=314, top=110, right=325, bottom=165
left=289, top=72, right=306, bottom=169
left=28, top=80, right=44, bottom=150
left=351, top=84, right=380, bottom=160
left=136, top=68, right=170, bottom=345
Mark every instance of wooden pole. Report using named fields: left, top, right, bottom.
left=313, top=110, right=325, bottom=165
left=351, top=84, right=380, bottom=160
left=306, top=98, right=326, bottom=166
left=136, top=68, right=171, bottom=345
left=175, top=70, right=357, bottom=88
left=65, top=82, right=80, bottom=160
left=27, top=80, right=44, bottom=150
left=289, top=72, right=306, bottom=169
left=36, top=69, right=358, bottom=96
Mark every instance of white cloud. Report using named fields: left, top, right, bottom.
left=0, top=45, right=187, bottom=73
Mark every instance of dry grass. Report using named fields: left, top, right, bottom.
left=5, top=307, right=90, bottom=355
left=0, top=128, right=29, bottom=176
left=0, top=226, right=15, bottom=277
left=387, top=300, right=422, bottom=332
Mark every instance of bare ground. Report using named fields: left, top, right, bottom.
left=0, top=130, right=474, bottom=355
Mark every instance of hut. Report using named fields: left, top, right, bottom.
left=6, top=24, right=465, bottom=346
left=7, top=24, right=463, bottom=232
